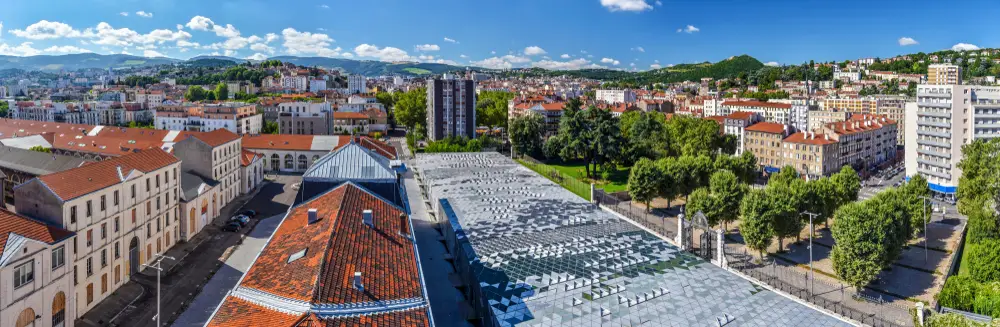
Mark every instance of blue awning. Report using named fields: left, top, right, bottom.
left=764, top=166, right=781, bottom=173
left=905, top=176, right=956, bottom=194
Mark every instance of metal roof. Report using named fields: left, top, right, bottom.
left=0, top=146, right=90, bottom=176
left=179, top=170, right=218, bottom=202
left=309, top=135, right=343, bottom=151
left=0, top=135, right=53, bottom=149
left=302, top=142, right=396, bottom=183
left=415, top=152, right=850, bottom=327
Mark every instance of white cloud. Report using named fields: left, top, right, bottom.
left=246, top=35, right=262, bottom=44
left=143, top=49, right=165, bottom=58
left=633, top=46, right=645, bottom=52
left=417, top=55, right=434, bottom=61
left=654, top=59, right=659, bottom=63
left=246, top=53, right=268, bottom=61
left=490, top=50, right=496, bottom=54
left=135, top=11, right=153, bottom=18
left=667, top=64, right=675, bottom=67
left=119, top=12, right=129, bottom=17
left=177, top=40, right=200, bottom=47
left=650, top=64, right=662, bottom=69
left=415, top=44, right=440, bottom=51
left=560, top=54, right=571, bottom=59
left=532, top=58, right=599, bottom=70
left=630, top=63, right=636, bottom=67
left=282, top=28, right=339, bottom=57
left=443, top=37, right=458, bottom=43
left=185, top=16, right=213, bottom=31
left=250, top=43, right=274, bottom=54
left=600, top=57, right=620, bottom=65
left=0, top=42, right=41, bottom=56
left=316, top=28, right=327, bottom=32
left=319, top=4, right=330, bottom=9
left=341, top=52, right=353, bottom=58
left=176, top=24, right=184, bottom=30
left=212, top=24, right=240, bottom=38
left=523, top=46, right=546, bottom=56
left=600, top=0, right=653, bottom=12
left=224, top=49, right=236, bottom=57
left=471, top=57, right=513, bottom=69
left=84, top=23, right=192, bottom=47
left=354, top=44, right=411, bottom=61
left=655, top=0, right=662, bottom=5
left=43, top=45, right=91, bottom=54
left=678, top=25, right=700, bottom=33
left=580, top=50, right=588, bottom=54
left=898, top=37, right=918, bottom=46
left=952, top=43, right=980, bottom=51
left=764, top=61, right=780, bottom=67
left=9, top=20, right=90, bottom=39
left=502, top=55, right=531, bottom=63
left=459, top=54, right=468, bottom=58
left=265, top=33, right=278, bottom=43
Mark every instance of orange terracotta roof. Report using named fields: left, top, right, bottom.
left=0, top=209, right=74, bottom=254
left=350, top=136, right=397, bottom=160
left=241, top=134, right=317, bottom=150
left=333, top=112, right=369, bottom=119
left=238, top=183, right=421, bottom=303
left=704, top=116, right=725, bottom=125
left=207, top=297, right=304, bottom=327
left=745, top=122, right=787, bottom=134
left=725, top=111, right=757, bottom=120
left=722, top=100, right=792, bottom=109
left=240, top=150, right=262, bottom=167
left=539, top=102, right=565, bottom=111
left=192, top=129, right=240, bottom=147
left=784, top=132, right=837, bottom=145
left=35, top=148, right=179, bottom=201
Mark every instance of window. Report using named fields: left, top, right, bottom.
left=13, top=261, right=33, bottom=288
left=100, top=195, right=106, bottom=211
left=157, top=218, right=161, bottom=232
left=101, top=223, right=107, bottom=239
left=174, top=168, right=177, bottom=180
left=86, top=284, right=93, bottom=304
left=86, top=230, right=92, bottom=247
left=156, top=198, right=161, bottom=211
left=114, top=242, right=120, bottom=259
left=101, top=249, right=107, bottom=267
left=70, top=206, right=77, bottom=224
left=146, top=223, right=151, bottom=238
left=165, top=193, right=169, bottom=206
left=86, top=257, right=93, bottom=276
left=146, top=201, right=151, bottom=215
left=131, top=209, right=136, bottom=224
left=156, top=175, right=160, bottom=188
left=114, top=190, right=119, bottom=206
left=146, top=178, right=150, bottom=192
left=131, top=184, right=136, bottom=198
left=52, top=246, right=65, bottom=269
left=101, top=274, right=108, bottom=294
left=114, top=217, right=120, bottom=232
left=86, top=200, right=92, bottom=217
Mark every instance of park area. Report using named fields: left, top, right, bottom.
left=516, top=157, right=629, bottom=200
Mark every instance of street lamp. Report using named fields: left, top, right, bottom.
left=918, top=195, right=936, bottom=263
left=801, top=211, right=820, bottom=298
left=141, top=254, right=175, bottom=327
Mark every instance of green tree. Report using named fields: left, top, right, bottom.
left=765, top=182, right=802, bottom=252
left=214, top=82, right=229, bottom=100
left=655, top=157, right=680, bottom=208
left=970, top=240, right=1000, bottom=283
left=622, top=111, right=669, bottom=162
left=628, top=158, right=661, bottom=211
left=901, top=174, right=931, bottom=236
left=184, top=86, right=208, bottom=101
left=831, top=202, right=888, bottom=289
left=710, top=169, right=745, bottom=231
left=0, top=101, right=8, bottom=118
left=937, top=275, right=979, bottom=311
left=967, top=201, right=1000, bottom=244
left=261, top=121, right=279, bottom=134
left=831, top=166, right=861, bottom=205
left=509, top=114, right=544, bottom=158
left=28, top=145, right=51, bottom=153
left=957, top=139, right=1000, bottom=216
left=395, top=88, right=428, bottom=132
left=974, top=282, right=1000, bottom=318
left=543, top=135, right=565, bottom=161
left=476, top=91, right=513, bottom=130
left=740, top=189, right=774, bottom=258
left=769, top=165, right=799, bottom=186
left=687, top=187, right=723, bottom=226
left=554, top=101, right=622, bottom=179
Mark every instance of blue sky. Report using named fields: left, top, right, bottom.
left=0, top=0, right=997, bottom=70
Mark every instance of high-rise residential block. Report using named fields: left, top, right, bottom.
left=927, top=64, right=962, bottom=85
left=426, top=78, right=476, bottom=141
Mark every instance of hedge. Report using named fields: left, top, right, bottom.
left=938, top=275, right=980, bottom=311
left=970, top=240, right=1000, bottom=283
left=973, top=282, right=1000, bottom=318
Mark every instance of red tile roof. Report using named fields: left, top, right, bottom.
left=0, top=209, right=73, bottom=254
left=207, top=297, right=304, bottom=327
left=351, top=137, right=398, bottom=160
left=722, top=100, right=792, bottom=109
left=784, top=132, right=837, bottom=145
left=539, top=103, right=565, bottom=111
left=35, top=148, right=179, bottom=201
left=745, top=122, right=787, bottom=134
left=241, top=134, right=318, bottom=151
left=725, top=111, right=757, bottom=120
left=333, top=112, right=369, bottom=119
left=704, top=116, right=725, bottom=125
left=240, top=150, right=262, bottom=167
left=192, top=129, right=240, bottom=147
left=828, top=114, right=896, bottom=135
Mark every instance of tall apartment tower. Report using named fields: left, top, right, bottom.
left=426, top=78, right=476, bottom=141
left=905, top=83, right=1000, bottom=201
left=927, top=64, right=962, bottom=85
left=348, top=75, right=367, bottom=94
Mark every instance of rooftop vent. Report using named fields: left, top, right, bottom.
left=363, top=209, right=373, bottom=228
left=399, top=213, right=409, bottom=237
left=308, top=208, right=319, bottom=224
left=353, top=271, right=364, bottom=291
left=287, top=248, right=307, bottom=263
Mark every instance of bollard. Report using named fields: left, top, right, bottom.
left=916, top=302, right=924, bottom=326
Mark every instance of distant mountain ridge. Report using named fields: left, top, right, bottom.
left=0, top=53, right=180, bottom=72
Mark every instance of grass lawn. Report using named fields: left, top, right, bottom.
left=545, top=161, right=630, bottom=193
left=957, top=237, right=972, bottom=277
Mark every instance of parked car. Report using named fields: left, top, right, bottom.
left=240, top=210, right=257, bottom=218
left=222, top=221, right=242, bottom=232
left=230, top=215, right=250, bottom=227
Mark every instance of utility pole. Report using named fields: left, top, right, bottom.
left=918, top=196, right=934, bottom=263
left=801, top=211, right=820, bottom=298
left=141, top=254, right=175, bottom=327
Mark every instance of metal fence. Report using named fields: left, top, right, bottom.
left=517, top=157, right=593, bottom=201
left=593, top=189, right=678, bottom=240
left=725, top=246, right=912, bottom=327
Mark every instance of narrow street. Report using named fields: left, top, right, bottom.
left=76, top=174, right=301, bottom=327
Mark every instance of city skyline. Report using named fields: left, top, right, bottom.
left=0, top=0, right=997, bottom=71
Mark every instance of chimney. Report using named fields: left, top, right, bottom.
left=363, top=209, right=373, bottom=227
left=399, top=213, right=409, bottom=236
left=353, top=271, right=364, bottom=291
left=308, top=208, right=319, bottom=224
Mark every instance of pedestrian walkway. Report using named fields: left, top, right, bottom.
left=171, top=214, right=285, bottom=327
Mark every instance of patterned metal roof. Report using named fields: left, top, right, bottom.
left=415, top=152, right=851, bottom=327
left=303, top=142, right=396, bottom=183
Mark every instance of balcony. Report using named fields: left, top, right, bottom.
left=917, top=92, right=952, bottom=98
left=918, top=120, right=951, bottom=128
left=917, top=168, right=951, bottom=180
left=917, top=148, right=951, bottom=159
left=918, top=110, right=950, bottom=118
left=917, top=158, right=950, bottom=170
left=975, top=123, right=1000, bottom=129
left=975, top=113, right=1000, bottom=119
left=917, top=139, right=951, bottom=148
left=918, top=101, right=952, bottom=109
left=917, top=129, right=952, bottom=138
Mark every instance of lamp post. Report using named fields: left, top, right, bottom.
left=801, top=211, right=819, bottom=298
left=141, top=254, right=175, bottom=327
left=918, top=195, right=935, bottom=263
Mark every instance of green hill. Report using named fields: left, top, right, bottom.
left=0, top=53, right=180, bottom=71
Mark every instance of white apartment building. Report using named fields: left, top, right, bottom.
left=722, top=111, right=762, bottom=155
left=309, top=79, right=327, bottom=92
left=721, top=100, right=792, bottom=125
left=14, top=149, right=182, bottom=320
left=595, top=89, right=636, bottom=104
left=348, top=75, right=367, bottom=94
left=281, top=75, right=308, bottom=92
left=927, top=64, right=962, bottom=85
left=135, top=91, right=164, bottom=109
left=239, top=150, right=265, bottom=195
left=833, top=70, right=862, bottom=82
left=277, top=102, right=333, bottom=135
left=0, top=210, right=76, bottom=327
left=155, top=104, right=262, bottom=135
left=905, top=84, right=1000, bottom=199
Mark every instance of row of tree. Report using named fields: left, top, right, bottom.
left=184, top=83, right=229, bottom=102
left=628, top=153, right=757, bottom=213
left=175, top=65, right=274, bottom=87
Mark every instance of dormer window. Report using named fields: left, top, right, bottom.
left=288, top=248, right=307, bottom=263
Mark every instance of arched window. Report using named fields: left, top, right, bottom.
left=298, top=155, right=307, bottom=170
left=52, top=292, right=66, bottom=327
left=16, top=307, right=35, bottom=327
left=284, top=154, right=293, bottom=169
left=312, top=155, right=320, bottom=163
left=270, top=154, right=279, bottom=171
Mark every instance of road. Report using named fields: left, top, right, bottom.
left=76, top=174, right=301, bottom=327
